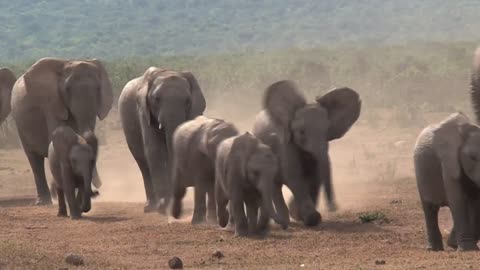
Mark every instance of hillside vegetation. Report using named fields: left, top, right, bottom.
left=0, top=1, right=479, bottom=60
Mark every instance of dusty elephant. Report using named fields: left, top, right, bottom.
left=414, top=112, right=480, bottom=251
left=252, top=80, right=361, bottom=226
left=0, top=68, right=16, bottom=125
left=118, top=67, right=206, bottom=213
left=171, top=115, right=239, bottom=224
left=215, top=132, right=289, bottom=237
left=48, top=126, right=100, bottom=220
left=11, top=58, right=113, bottom=205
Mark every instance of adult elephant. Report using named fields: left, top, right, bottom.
left=0, top=68, right=16, bottom=125
left=11, top=58, right=113, bottom=205
left=252, top=80, right=361, bottom=226
left=118, top=67, right=206, bottom=213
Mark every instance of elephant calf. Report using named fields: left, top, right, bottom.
left=48, top=126, right=100, bottom=219
left=171, top=115, right=239, bottom=224
left=215, top=132, right=288, bottom=237
left=414, top=112, right=480, bottom=251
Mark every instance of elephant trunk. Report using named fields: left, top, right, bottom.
left=159, top=111, right=187, bottom=208
left=259, top=177, right=288, bottom=229
left=314, top=146, right=337, bottom=212
left=471, top=47, right=480, bottom=124
left=81, top=169, right=94, bottom=213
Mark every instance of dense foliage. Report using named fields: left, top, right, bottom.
left=0, top=1, right=479, bottom=61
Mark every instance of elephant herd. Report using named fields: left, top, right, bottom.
left=0, top=47, right=479, bottom=248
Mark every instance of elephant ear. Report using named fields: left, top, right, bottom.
left=263, top=80, right=306, bottom=141
left=470, top=47, right=480, bottom=124
left=0, top=68, right=16, bottom=124
left=137, top=67, right=167, bottom=126
left=51, top=126, right=79, bottom=163
left=88, top=59, right=113, bottom=120
left=181, top=71, right=206, bottom=119
left=23, top=58, right=68, bottom=121
left=316, top=87, right=361, bottom=141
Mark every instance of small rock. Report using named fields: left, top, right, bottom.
left=375, top=260, right=386, bottom=265
left=65, top=254, right=84, bottom=266
left=390, top=199, right=402, bottom=204
left=212, top=250, right=224, bottom=259
left=168, top=257, right=183, bottom=269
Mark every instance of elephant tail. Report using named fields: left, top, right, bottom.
left=470, top=47, right=480, bottom=124
left=49, top=182, right=58, bottom=200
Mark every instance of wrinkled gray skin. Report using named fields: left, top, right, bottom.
left=0, top=68, right=16, bottom=126
left=171, top=116, right=239, bottom=224
left=252, top=80, right=361, bottom=226
left=414, top=112, right=480, bottom=251
left=215, top=132, right=289, bottom=237
left=119, top=68, right=206, bottom=213
left=11, top=58, right=113, bottom=205
left=48, top=126, right=100, bottom=220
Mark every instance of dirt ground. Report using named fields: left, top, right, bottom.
left=1, top=111, right=480, bottom=270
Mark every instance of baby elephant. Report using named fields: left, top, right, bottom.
left=48, top=126, right=100, bottom=219
left=414, top=112, right=480, bottom=251
left=171, top=116, right=239, bottom=224
left=215, top=132, right=288, bottom=237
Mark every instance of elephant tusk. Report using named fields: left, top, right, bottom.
left=158, top=123, right=162, bottom=130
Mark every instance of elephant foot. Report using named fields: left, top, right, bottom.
left=303, top=211, right=322, bottom=227
left=143, top=201, right=157, bottom=213
left=35, top=196, right=52, bottom=206
left=426, top=244, right=444, bottom=251
left=171, top=200, right=182, bottom=219
left=327, top=201, right=338, bottom=212
left=457, top=242, right=479, bottom=252
left=70, top=214, right=82, bottom=220
left=447, top=233, right=458, bottom=250
left=234, top=228, right=249, bottom=238
left=156, top=199, right=169, bottom=215
left=191, top=216, right=206, bottom=225
left=57, top=211, right=68, bottom=217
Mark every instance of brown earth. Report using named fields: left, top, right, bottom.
left=1, top=111, right=479, bottom=269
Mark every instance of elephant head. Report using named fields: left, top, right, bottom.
left=137, top=67, right=206, bottom=169
left=0, top=68, right=16, bottom=125
left=470, top=47, right=480, bottom=124
left=23, top=58, right=113, bottom=133
left=263, top=80, right=361, bottom=211
left=52, top=126, right=99, bottom=213
left=231, top=132, right=288, bottom=229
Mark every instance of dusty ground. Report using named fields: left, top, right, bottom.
left=1, top=111, right=479, bottom=269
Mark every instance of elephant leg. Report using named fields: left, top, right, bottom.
left=448, top=194, right=479, bottom=251
left=421, top=201, right=443, bottom=251
left=231, top=197, right=248, bottom=237
left=56, top=188, right=67, bottom=217
left=137, top=159, right=157, bottom=213
left=447, top=225, right=458, bottom=250
left=215, top=182, right=229, bottom=228
left=273, top=184, right=290, bottom=227
left=206, top=179, right=217, bottom=224
left=309, top=178, right=321, bottom=208
left=25, top=151, right=51, bottom=205
left=245, top=198, right=259, bottom=234
left=65, top=185, right=81, bottom=220
left=171, top=168, right=186, bottom=219
left=192, top=181, right=207, bottom=225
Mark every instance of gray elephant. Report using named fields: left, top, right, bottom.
left=118, top=67, right=206, bottom=213
left=252, top=80, right=361, bottom=226
left=48, top=126, right=100, bottom=219
left=11, top=58, right=113, bottom=205
left=215, top=132, right=289, bottom=237
left=171, top=116, right=238, bottom=224
left=414, top=112, right=480, bottom=251
left=0, top=68, right=16, bottom=125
